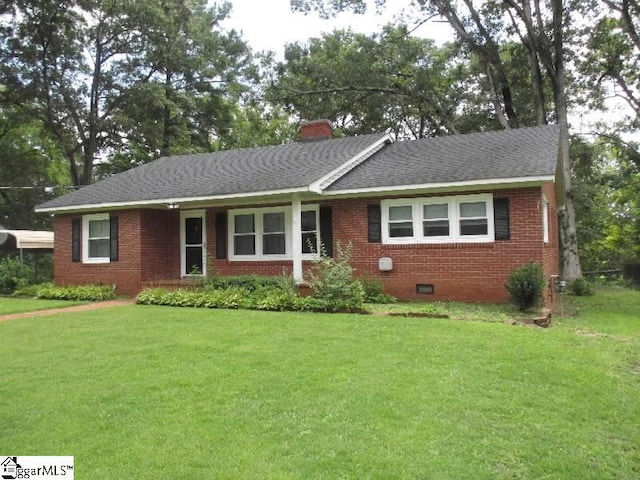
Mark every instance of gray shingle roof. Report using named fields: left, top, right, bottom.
left=36, top=125, right=559, bottom=212
left=326, top=124, right=560, bottom=191
left=37, top=133, right=387, bottom=210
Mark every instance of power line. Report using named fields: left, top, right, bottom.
left=0, top=186, right=79, bottom=190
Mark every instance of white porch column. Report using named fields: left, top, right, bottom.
left=291, top=195, right=304, bottom=283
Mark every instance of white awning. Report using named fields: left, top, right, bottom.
left=0, top=229, right=54, bottom=250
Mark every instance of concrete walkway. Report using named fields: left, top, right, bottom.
left=0, top=298, right=136, bottom=322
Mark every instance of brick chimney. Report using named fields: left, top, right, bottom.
left=300, top=119, right=332, bottom=141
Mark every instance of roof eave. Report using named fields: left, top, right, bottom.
left=35, top=186, right=311, bottom=214
left=323, top=175, right=556, bottom=198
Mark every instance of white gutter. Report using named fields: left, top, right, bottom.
left=35, top=186, right=311, bottom=214
left=321, top=175, right=556, bottom=196
left=308, top=134, right=392, bottom=193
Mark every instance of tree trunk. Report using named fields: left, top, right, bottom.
left=549, top=0, right=582, bottom=279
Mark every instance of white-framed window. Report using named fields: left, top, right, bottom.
left=228, top=205, right=319, bottom=260
left=381, top=194, right=494, bottom=244
left=542, top=195, right=550, bottom=244
left=82, top=213, right=111, bottom=263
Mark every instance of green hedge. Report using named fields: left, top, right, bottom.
left=14, top=283, right=116, bottom=301
left=136, top=286, right=364, bottom=313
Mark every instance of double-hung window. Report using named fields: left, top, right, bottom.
left=263, top=212, right=286, bottom=255
left=82, top=213, right=111, bottom=263
left=74, top=213, right=118, bottom=264
left=229, top=206, right=319, bottom=260
left=382, top=194, right=494, bottom=244
left=423, top=203, right=450, bottom=237
left=233, top=214, right=256, bottom=255
left=388, top=205, right=414, bottom=238
left=459, top=201, right=488, bottom=236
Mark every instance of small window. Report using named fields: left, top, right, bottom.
left=82, top=213, right=111, bottom=263
left=88, top=218, right=110, bottom=258
left=423, top=203, right=450, bottom=237
left=416, top=284, right=434, bottom=294
left=263, top=212, right=285, bottom=255
left=459, top=202, right=488, bottom=236
left=301, top=210, right=318, bottom=254
left=543, top=197, right=550, bottom=243
left=388, top=205, right=413, bottom=238
left=234, top=214, right=255, bottom=255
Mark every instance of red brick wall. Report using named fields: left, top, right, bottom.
left=54, top=210, right=143, bottom=294
left=52, top=185, right=560, bottom=303
left=324, top=186, right=559, bottom=303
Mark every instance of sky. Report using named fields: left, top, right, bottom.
left=220, top=0, right=631, bottom=136
left=222, top=0, right=453, bottom=57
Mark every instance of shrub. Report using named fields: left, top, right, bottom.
left=136, top=287, right=247, bottom=309
left=0, top=257, right=33, bottom=294
left=505, top=262, right=547, bottom=311
left=360, top=279, right=397, bottom=304
left=204, top=274, right=285, bottom=292
left=14, top=283, right=116, bottom=301
left=567, top=277, right=594, bottom=296
left=308, top=243, right=366, bottom=312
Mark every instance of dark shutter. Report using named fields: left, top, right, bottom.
left=71, top=218, right=81, bottom=262
left=215, top=211, right=227, bottom=259
left=319, top=206, right=333, bottom=257
left=367, top=204, right=382, bottom=243
left=494, top=198, right=510, bottom=241
left=110, top=216, right=119, bottom=261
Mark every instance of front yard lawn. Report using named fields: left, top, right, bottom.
left=1, top=289, right=638, bottom=479
left=0, top=297, right=84, bottom=315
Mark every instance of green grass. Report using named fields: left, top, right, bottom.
left=367, top=299, right=518, bottom=322
left=0, top=296, right=84, bottom=315
left=1, top=289, right=639, bottom=479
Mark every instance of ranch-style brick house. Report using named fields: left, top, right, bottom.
left=36, top=120, right=561, bottom=303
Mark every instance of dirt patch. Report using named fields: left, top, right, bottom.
left=0, top=298, right=136, bottom=322
left=505, top=313, right=552, bottom=328
left=384, top=312, right=450, bottom=319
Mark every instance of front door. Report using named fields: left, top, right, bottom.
left=180, top=210, right=206, bottom=276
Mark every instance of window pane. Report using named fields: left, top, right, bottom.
left=389, top=205, right=412, bottom=221
left=389, top=222, right=413, bottom=237
left=88, top=219, right=109, bottom=238
left=234, top=214, right=254, bottom=234
left=460, top=202, right=486, bottom=218
left=263, top=212, right=285, bottom=233
left=301, top=210, right=317, bottom=232
left=460, top=218, right=488, bottom=236
left=423, top=203, right=448, bottom=219
left=89, top=238, right=110, bottom=258
left=263, top=233, right=285, bottom=254
left=302, top=232, right=317, bottom=253
left=185, top=246, right=203, bottom=274
left=424, top=220, right=450, bottom=236
left=185, top=217, right=202, bottom=245
left=234, top=235, right=255, bottom=255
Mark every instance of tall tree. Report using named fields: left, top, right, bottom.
left=0, top=107, right=69, bottom=229
left=268, top=26, right=493, bottom=138
left=108, top=0, right=255, bottom=171
left=0, top=0, right=255, bottom=184
left=290, top=0, right=584, bottom=279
